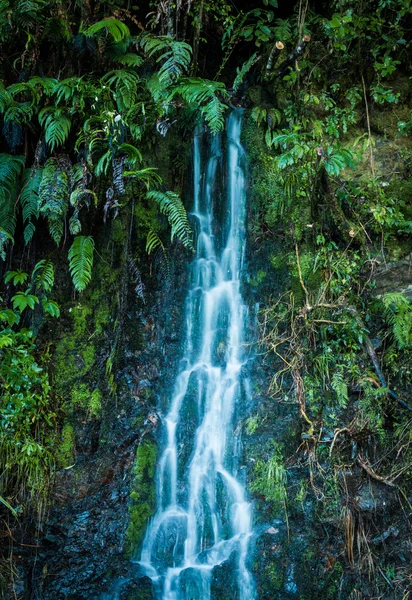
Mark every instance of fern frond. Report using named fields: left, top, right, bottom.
left=20, top=167, right=43, bottom=243
left=147, top=190, right=193, bottom=250
left=39, top=107, right=71, bottom=151
left=53, top=77, right=85, bottom=104
left=70, top=187, right=97, bottom=208
left=39, top=158, right=70, bottom=245
left=233, top=53, right=258, bottom=94
left=117, top=53, right=144, bottom=67
left=118, top=143, right=142, bottom=166
left=68, top=235, right=94, bottom=292
left=146, top=229, right=164, bottom=254
left=84, top=18, right=130, bottom=43
left=31, top=259, right=54, bottom=292
left=169, top=78, right=228, bottom=134
left=102, top=69, right=140, bottom=111
left=95, top=151, right=112, bottom=176
left=0, top=153, right=25, bottom=239
left=0, top=228, right=13, bottom=261
left=123, top=167, right=162, bottom=189
left=26, top=76, right=57, bottom=97
left=139, top=34, right=191, bottom=84
left=382, top=292, right=412, bottom=349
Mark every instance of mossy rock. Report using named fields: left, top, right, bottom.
left=125, top=435, right=157, bottom=556
left=56, top=422, right=75, bottom=468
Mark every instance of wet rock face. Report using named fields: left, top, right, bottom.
left=30, top=405, right=144, bottom=599
left=13, top=262, right=189, bottom=600
left=374, top=253, right=412, bottom=299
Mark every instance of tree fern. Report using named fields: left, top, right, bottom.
left=38, top=158, right=70, bottom=245
left=68, top=235, right=94, bottom=292
left=147, top=190, right=193, bottom=250
left=38, top=107, right=71, bottom=150
left=85, top=18, right=130, bottom=43
left=169, top=78, right=228, bottom=134
left=20, top=167, right=43, bottom=243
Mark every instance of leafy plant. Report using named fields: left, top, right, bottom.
left=68, top=236, right=95, bottom=292
left=147, top=190, right=193, bottom=250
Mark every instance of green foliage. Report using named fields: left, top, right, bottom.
left=0, top=154, right=25, bottom=255
left=139, top=34, right=192, bottom=84
left=382, top=292, right=412, bottom=349
left=233, top=53, right=258, bottom=94
left=5, top=270, right=28, bottom=286
left=56, top=422, right=75, bottom=468
left=38, top=158, right=70, bottom=245
left=31, top=259, right=55, bottom=292
left=168, top=78, right=228, bottom=135
left=38, top=107, right=72, bottom=150
left=84, top=18, right=130, bottom=42
left=20, top=167, right=42, bottom=243
left=147, top=190, right=193, bottom=250
left=0, top=312, right=54, bottom=517
left=126, top=436, right=157, bottom=554
left=68, top=236, right=95, bottom=292
left=12, top=290, right=39, bottom=312
left=250, top=442, right=287, bottom=514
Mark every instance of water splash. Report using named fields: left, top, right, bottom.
left=139, top=110, right=255, bottom=600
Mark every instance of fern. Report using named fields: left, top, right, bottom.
left=0, top=154, right=25, bottom=249
left=123, top=167, right=162, bottom=189
left=146, top=229, right=164, bottom=254
left=84, top=18, right=130, bottom=43
left=331, top=370, right=349, bottom=408
left=0, top=228, right=13, bottom=260
left=31, top=259, right=54, bottom=292
left=382, top=292, right=412, bottom=349
left=233, top=53, right=258, bottom=94
left=53, top=77, right=87, bottom=105
left=139, top=34, right=191, bottom=85
left=102, top=69, right=140, bottom=111
left=147, top=190, right=193, bottom=250
left=68, top=235, right=94, bottom=292
left=20, top=167, right=43, bottom=243
left=38, top=158, right=70, bottom=244
left=169, top=78, right=228, bottom=134
left=39, top=107, right=71, bottom=150
left=117, top=53, right=144, bottom=67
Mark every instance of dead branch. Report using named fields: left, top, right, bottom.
left=357, top=455, right=396, bottom=488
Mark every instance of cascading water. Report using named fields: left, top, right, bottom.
left=138, top=109, right=255, bottom=600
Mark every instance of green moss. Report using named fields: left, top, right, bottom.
left=89, top=388, right=102, bottom=417
left=250, top=442, right=287, bottom=516
left=265, top=561, right=284, bottom=593
left=57, top=422, right=75, bottom=467
left=81, top=344, right=96, bottom=371
left=71, top=304, right=92, bottom=338
left=126, top=436, right=157, bottom=556
left=71, top=383, right=90, bottom=407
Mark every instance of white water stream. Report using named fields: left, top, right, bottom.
left=138, top=109, right=255, bottom=600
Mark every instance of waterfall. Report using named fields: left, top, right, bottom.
left=138, top=109, right=255, bottom=600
